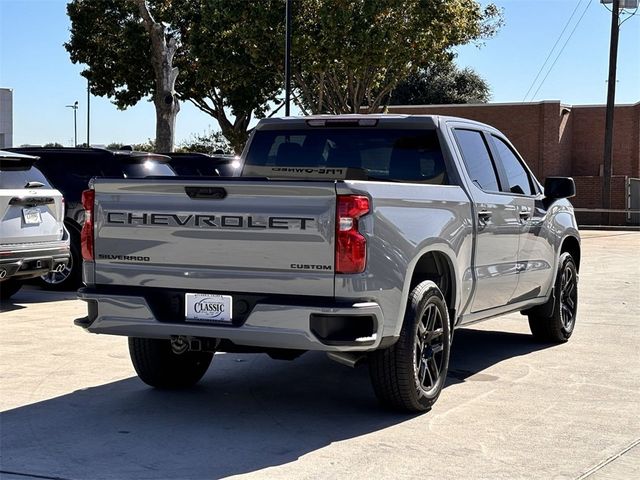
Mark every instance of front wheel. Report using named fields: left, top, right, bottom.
left=528, top=252, right=578, bottom=343
left=369, top=281, right=451, bottom=412
left=128, top=338, right=213, bottom=389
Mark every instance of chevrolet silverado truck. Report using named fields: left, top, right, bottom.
left=75, top=115, right=580, bottom=412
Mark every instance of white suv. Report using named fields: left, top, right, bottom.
left=0, top=151, right=70, bottom=300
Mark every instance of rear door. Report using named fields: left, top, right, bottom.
left=93, top=178, right=336, bottom=296
left=451, top=127, right=520, bottom=313
left=0, top=164, right=64, bottom=245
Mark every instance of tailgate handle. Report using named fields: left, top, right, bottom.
left=185, top=186, right=227, bottom=200
left=9, top=196, right=55, bottom=206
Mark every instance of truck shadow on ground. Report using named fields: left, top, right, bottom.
left=1, top=328, right=554, bottom=480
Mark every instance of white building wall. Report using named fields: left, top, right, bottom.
left=0, top=88, right=14, bottom=148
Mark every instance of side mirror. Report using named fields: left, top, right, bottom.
left=544, top=177, right=575, bottom=200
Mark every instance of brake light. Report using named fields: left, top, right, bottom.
left=336, top=195, right=370, bottom=273
left=81, top=189, right=95, bottom=261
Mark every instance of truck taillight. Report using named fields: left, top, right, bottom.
left=336, top=195, right=369, bottom=274
left=81, top=189, right=95, bottom=261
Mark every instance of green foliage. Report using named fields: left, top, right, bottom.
left=174, top=1, right=285, bottom=153
left=106, top=142, right=125, bottom=151
left=293, top=0, right=502, bottom=114
left=390, top=59, right=491, bottom=105
left=66, top=0, right=284, bottom=154
left=66, top=0, right=154, bottom=109
left=177, top=130, right=233, bottom=155
left=132, top=139, right=156, bottom=152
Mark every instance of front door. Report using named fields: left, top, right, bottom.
left=451, top=128, right=520, bottom=313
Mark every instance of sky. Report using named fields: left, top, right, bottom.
left=0, top=0, right=639, bottom=148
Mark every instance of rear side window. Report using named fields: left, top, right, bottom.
left=243, top=129, right=449, bottom=184
left=491, top=136, right=535, bottom=196
left=122, top=162, right=175, bottom=178
left=0, top=166, right=51, bottom=189
left=453, top=129, right=500, bottom=192
left=35, top=158, right=114, bottom=201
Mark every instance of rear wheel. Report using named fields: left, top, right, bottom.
left=0, top=279, right=22, bottom=300
left=369, top=281, right=451, bottom=412
left=38, top=230, right=82, bottom=290
left=528, top=252, right=578, bottom=343
left=128, top=337, right=213, bottom=389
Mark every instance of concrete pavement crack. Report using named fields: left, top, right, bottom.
left=575, top=437, right=640, bottom=479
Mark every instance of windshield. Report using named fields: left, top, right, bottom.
left=243, top=128, right=448, bottom=184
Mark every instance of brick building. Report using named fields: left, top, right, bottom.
left=387, top=101, right=640, bottom=225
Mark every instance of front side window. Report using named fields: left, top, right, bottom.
left=492, top=136, right=534, bottom=196
left=453, top=129, right=500, bottom=192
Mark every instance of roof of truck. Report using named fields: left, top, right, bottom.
left=255, top=114, right=497, bottom=132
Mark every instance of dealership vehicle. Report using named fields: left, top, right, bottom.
left=75, top=115, right=580, bottom=412
left=0, top=151, right=70, bottom=300
left=6, top=147, right=175, bottom=290
left=163, top=152, right=240, bottom=177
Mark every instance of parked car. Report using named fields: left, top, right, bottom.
left=0, top=150, right=70, bottom=300
left=6, top=147, right=175, bottom=290
left=162, top=152, right=240, bottom=177
left=75, top=115, right=580, bottom=412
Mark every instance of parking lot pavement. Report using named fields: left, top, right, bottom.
left=0, top=230, right=638, bottom=480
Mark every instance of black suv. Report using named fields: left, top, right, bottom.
left=6, top=147, right=175, bottom=289
left=162, top=152, right=240, bottom=177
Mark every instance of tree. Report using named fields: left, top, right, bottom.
left=174, top=1, right=285, bottom=153
left=177, top=130, right=232, bottom=155
left=389, top=59, right=491, bottom=105
left=66, top=1, right=284, bottom=154
left=66, top=0, right=179, bottom=152
left=43, top=142, right=64, bottom=148
left=293, top=0, right=502, bottom=114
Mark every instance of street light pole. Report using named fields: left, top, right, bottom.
left=87, top=80, right=91, bottom=146
left=66, top=101, right=79, bottom=147
left=602, top=0, right=620, bottom=225
left=284, top=0, right=292, bottom=116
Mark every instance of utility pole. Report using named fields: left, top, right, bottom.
left=87, top=80, right=91, bottom=147
left=602, top=0, right=620, bottom=225
left=284, top=0, right=292, bottom=116
left=66, top=101, right=79, bottom=147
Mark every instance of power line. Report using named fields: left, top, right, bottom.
left=530, top=0, right=593, bottom=101
left=522, top=0, right=584, bottom=102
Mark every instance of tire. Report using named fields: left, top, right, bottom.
left=0, top=279, right=22, bottom=301
left=128, top=337, right=214, bottom=389
left=528, top=252, right=578, bottom=343
left=38, top=231, right=82, bottom=291
left=369, top=281, right=451, bottom=412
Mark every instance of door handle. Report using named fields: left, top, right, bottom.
left=478, top=210, right=492, bottom=221
left=477, top=210, right=492, bottom=227
left=519, top=207, right=532, bottom=221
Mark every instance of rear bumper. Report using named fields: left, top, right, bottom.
left=0, top=237, right=70, bottom=281
left=75, top=287, right=386, bottom=352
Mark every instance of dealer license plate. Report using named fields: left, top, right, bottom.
left=185, top=293, right=233, bottom=323
left=22, top=208, right=42, bottom=225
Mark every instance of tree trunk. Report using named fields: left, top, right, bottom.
left=133, top=0, right=179, bottom=152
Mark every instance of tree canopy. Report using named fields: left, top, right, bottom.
left=389, top=58, right=491, bottom=105
left=293, top=0, right=501, bottom=114
left=66, top=0, right=501, bottom=152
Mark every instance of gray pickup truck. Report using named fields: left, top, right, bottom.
left=75, top=115, right=580, bottom=412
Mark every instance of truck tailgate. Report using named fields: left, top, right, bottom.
left=92, top=179, right=336, bottom=296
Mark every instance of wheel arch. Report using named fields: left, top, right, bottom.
left=560, top=235, right=581, bottom=272
left=404, top=247, right=459, bottom=334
